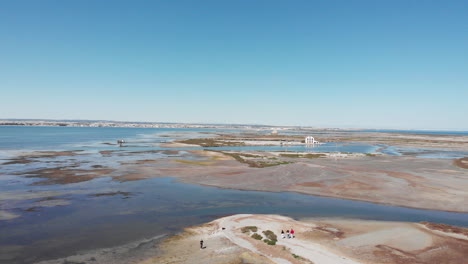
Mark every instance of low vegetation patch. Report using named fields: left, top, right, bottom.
left=263, top=239, right=276, bottom=245
left=241, top=226, right=258, bottom=233
left=262, top=230, right=277, bottom=241
left=251, top=161, right=292, bottom=168
left=178, top=138, right=245, bottom=147
left=292, top=253, right=305, bottom=260
left=260, top=230, right=277, bottom=245
left=175, top=159, right=213, bottom=166
left=421, top=222, right=468, bottom=236
left=213, top=151, right=293, bottom=168
left=218, top=135, right=305, bottom=141
left=280, top=153, right=325, bottom=159
left=251, top=233, right=263, bottom=240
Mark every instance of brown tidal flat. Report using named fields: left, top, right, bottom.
left=113, top=172, right=153, bottom=182
left=20, top=150, right=83, bottom=158
left=90, top=191, right=134, bottom=198
left=119, top=159, right=160, bottom=165
left=184, top=131, right=468, bottom=150
left=6, top=147, right=468, bottom=212
left=122, top=150, right=468, bottom=213
left=1, top=151, right=84, bottom=165
left=420, top=222, right=468, bottom=237
left=454, top=157, right=468, bottom=169
left=2, top=158, right=36, bottom=165
left=20, top=167, right=114, bottom=185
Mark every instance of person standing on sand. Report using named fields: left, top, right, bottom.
left=281, top=230, right=285, bottom=239
left=286, top=230, right=290, bottom=238
left=200, top=239, right=204, bottom=249
left=291, top=228, right=295, bottom=238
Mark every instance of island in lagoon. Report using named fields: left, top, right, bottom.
left=1, top=126, right=467, bottom=264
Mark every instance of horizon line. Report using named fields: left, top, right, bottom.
left=1, top=118, right=467, bottom=132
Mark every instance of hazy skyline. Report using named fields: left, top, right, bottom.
left=1, top=0, right=467, bottom=130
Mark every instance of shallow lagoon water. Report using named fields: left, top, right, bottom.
left=205, top=142, right=381, bottom=154
left=1, top=177, right=467, bottom=263
left=1, top=126, right=468, bottom=263
left=360, top=129, right=468, bottom=136
left=1, top=126, right=466, bottom=158
left=0, top=126, right=225, bottom=151
left=378, top=144, right=467, bottom=159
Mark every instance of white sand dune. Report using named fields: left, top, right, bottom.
left=218, top=214, right=362, bottom=264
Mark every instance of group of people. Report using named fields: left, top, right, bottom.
left=200, top=227, right=296, bottom=250
left=281, top=229, right=295, bottom=239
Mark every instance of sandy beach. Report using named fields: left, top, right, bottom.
left=137, top=214, right=468, bottom=264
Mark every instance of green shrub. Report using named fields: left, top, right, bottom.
left=251, top=233, right=262, bottom=240
left=263, top=239, right=276, bottom=245
left=178, top=138, right=245, bottom=147
left=280, top=153, right=325, bottom=159
left=262, top=230, right=277, bottom=241
left=304, top=154, right=325, bottom=159
left=241, top=226, right=258, bottom=233
left=215, top=151, right=292, bottom=168
left=292, top=253, right=304, bottom=260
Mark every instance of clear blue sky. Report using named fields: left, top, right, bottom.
left=1, top=0, right=467, bottom=129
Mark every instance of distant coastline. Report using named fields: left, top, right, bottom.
left=1, top=119, right=467, bottom=135
left=0, top=119, right=335, bottom=130
left=0, top=120, right=268, bottom=129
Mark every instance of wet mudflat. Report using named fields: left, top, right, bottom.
left=1, top=126, right=467, bottom=264
left=1, top=176, right=468, bottom=264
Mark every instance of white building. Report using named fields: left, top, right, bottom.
left=305, top=136, right=318, bottom=144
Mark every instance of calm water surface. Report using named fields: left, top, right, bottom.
left=1, top=177, right=467, bottom=263
left=0, top=126, right=467, bottom=264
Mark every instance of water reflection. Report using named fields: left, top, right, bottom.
left=1, top=177, right=467, bottom=263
